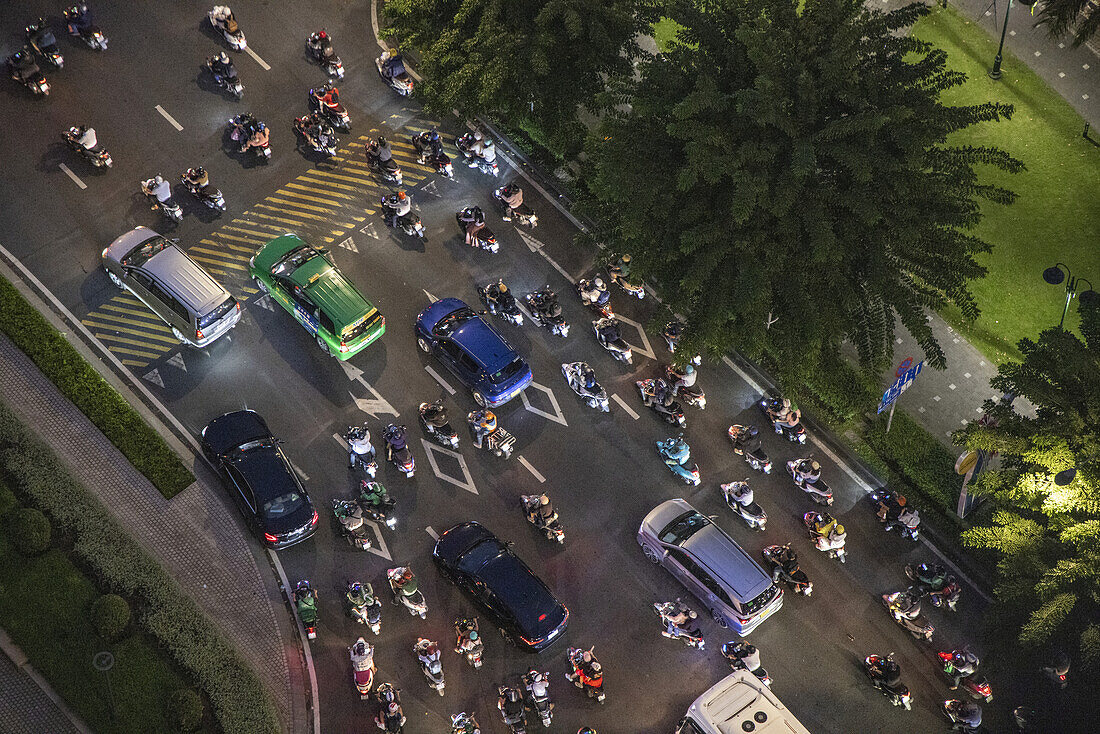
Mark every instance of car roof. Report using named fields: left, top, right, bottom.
left=418, top=297, right=467, bottom=333
left=231, top=447, right=301, bottom=504
left=202, top=409, right=272, bottom=455
left=684, top=525, right=772, bottom=601
left=298, top=263, right=377, bottom=330
left=144, top=245, right=230, bottom=314
left=688, top=671, right=809, bottom=734
left=451, top=315, right=516, bottom=373
left=642, top=498, right=695, bottom=534
left=104, top=226, right=158, bottom=262
left=434, top=521, right=496, bottom=562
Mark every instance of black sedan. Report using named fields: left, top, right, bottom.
left=200, top=410, right=318, bottom=549
left=433, top=522, right=569, bottom=651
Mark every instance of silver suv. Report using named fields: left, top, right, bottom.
left=102, top=227, right=240, bottom=347
left=638, top=498, right=782, bottom=636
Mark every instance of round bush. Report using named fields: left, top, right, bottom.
left=90, top=594, right=131, bottom=642
left=9, top=507, right=50, bottom=556
left=166, top=688, right=203, bottom=732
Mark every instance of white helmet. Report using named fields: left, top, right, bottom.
left=593, top=277, right=605, bottom=290
left=473, top=131, right=483, bottom=141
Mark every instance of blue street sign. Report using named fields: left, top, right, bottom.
left=877, top=361, right=924, bottom=414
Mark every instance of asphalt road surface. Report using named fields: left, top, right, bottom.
left=0, top=3, right=1013, bottom=732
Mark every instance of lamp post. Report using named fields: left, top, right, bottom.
left=989, top=0, right=1014, bottom=80
left=1042, top=263, right=1098, bottom=329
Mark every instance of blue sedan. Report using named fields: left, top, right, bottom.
left=416, top=297, right=533, bottom=407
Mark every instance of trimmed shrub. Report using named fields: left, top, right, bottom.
left=166, top=688, right=204, bottom=732
left=799, top=351, right=877, bottom=424
left=863, top=410, right=961, bottom=513
left=9, top=506, right=51, bottom=556
left=90, top=594, right=131, bottom=642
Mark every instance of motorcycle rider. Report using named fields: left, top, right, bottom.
left=888, top=589, right=924, bottom=622
left=381, top=190, right=412, bottom=228
left=808, top=511, right=843, bottom=541
left=378, top=48, right=406, bottom=80
left=498, top=685, right=525, bottom=726
left=295, top=112, right=326, bottom=149
left=478, top=138, right=497, bottom=167
left=464, top=131, right=485, bottom=167
left=458, top=205, right=487, bottom=245
left=770, top=544, right=801, bottom=585
left=383, top=424, right=409, bottom=463
left=524, top=669, right=551, bottom=704
left=483, top=281, right=514, bottom=314
left=241, top=119, right=269, bottom=154
left=576, top=363, right=600, bottom=396
left=367, top=135, right=393, bottom=164
left=420, top=401, right=450, bottom=434
left=660, top=599, right=698, bottom=639
left=183, top=166, right=209, bottom=190
left=454, top=618, right=480, bottom=656
left=642, top=378, right=675, bottom=410
left=209, top=51, right=236, bottom=82
left=726, top=480, right=754, bottom=508
left=660, top=435, right=691, bottom=468
left=307, top=29, right=332, bottom=57
left=468, top=409, right=496, bottom=449
left=210, top=5, right=236, bottom=33
left=415, top=128, right=446, bottom=163
left=346, top=581, right=372, bottom=616
left=527, top=494, right=557, bottom=528
left=497, top=182, right=524, bottom=221
left=529, top=289, right=563, bottom=324
left=608, top=253, right=632, bottom=283
left=66, top=4, right=93, bottom=35
left=358, top=480, right=390, bottom=511
left=886, top=505, right=921, bottom=534
left=723, top=640, right=762, bottom=673
left=595, top=318, right=622, bottom=347
left=771, top=396, right=802, bottom=428
left=567, top=648, right=602, bottom=686
left=451, top=712, right=480, bottom=734
left=388, top=566, right=417, bottom=598
left=667, top=362, right=697, bottom=396
left=792, top=458, right=822, bottom=487
left=947, top=650, right=980, bottom=690
left=949, top=701, right=982, bottom=731
left=72, top=125, right=98, bottom=152
left=867, top=653, right=903, bottom=689
left=9, top=48, right=40, bottom=81
left=579, top=277, right=609, bottom=307
left=142, top=175, right=173, bottom=210
left=347, top=425, right=373, bottom=469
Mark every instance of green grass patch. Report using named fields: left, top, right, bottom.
left=0, top=277, right=193, bottom=498
left=913, top=6, right=1100, bottom=362
left=0, top=484, right=198, bottom=733
left=652, top=17, right=685, bottom=53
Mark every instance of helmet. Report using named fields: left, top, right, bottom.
left=498, top=282, right=507, bottom=293
left=483, top=139, right=494, bottom=148
left=621, top=253, right=632, bottom=264
left=505, top=687, right=520, bottom=702
left=387, top=702, right=399, bottom=715
left=782, top=397, right=792, bottom=409
left=154, top=174, right=165, bottom=185
left=531, top=671, right=544, bottom=682
left=548, top=303, right=562, bottom=318
left=810, top=461, right=820, bottom=471
left=378, top=135, right=387, bottom=147
left=354, top=640, right=366, bottom=655
left=194, top=166, right=206, bottom=178
left=578, top=729, right=597, bottom=734
left=834, top=523, right=845, bottom=535
left=219, top=51, right=229, bottom=63
left=589, top=661, right=602, bottom=674
left=468, top=630, right=478, bottom=641
left=683, top=364, right=695, bottom=375
left=319, top=30, right=328, bottom=40
left=428, top=129, right=440, bottom=142
left=539, top=495, right=550, bottom=506
left=350, top=581, right=362, bottom=593
left=581, top=651, right=593, bottom=663
left=593, top=277, right=605, bottom=289
left=473, top=131, right=483, bottom=141
left=397, top=190, right=406, bottom=200
left=257, top=122, right=266, bottom=131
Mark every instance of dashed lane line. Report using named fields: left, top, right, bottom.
left=425, top=526, right=439, bottom=540
left=244, top=46, right=271, bottom=71
left=154, top=104, right=184, bottom=131
left=518, top=456, right=546, bottom=483
left=59, top=163, right=86, bottom=190
left=424, top=365, right=456, bottom=395
left=611, top=393, right=639, bottom=419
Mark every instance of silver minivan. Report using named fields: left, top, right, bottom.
left=638, top=498, right=783, bottom=636
left=102, top=227, right=240, bottom=347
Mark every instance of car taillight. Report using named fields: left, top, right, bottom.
left=264, top=532, right=279, bottom=543
left=339, top=340, right=349, bottom=352
left=196, top=329, right=205, bottom=340
left=310, top=510, right=319, bottom=527
left=235, top=302, right=241, bottom=312
left=519, top=634, right=544, bottom=646
left=101, top=247, right=109, bottom=259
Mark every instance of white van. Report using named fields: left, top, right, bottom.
left=677, top=670, right=813, bottom=734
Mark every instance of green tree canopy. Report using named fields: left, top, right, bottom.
left=584, top=0, right=1021, bottom=380
left=1036, top=0, right=1100, bottom=49
left=957, top=302, right=1100, bottom=674
left=383, top=0, right=658, bottom=156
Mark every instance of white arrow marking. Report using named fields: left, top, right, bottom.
left=155, top=104, right=184, bottom=131
left=516, top=230, right=574, bottom=280
left=420, top=179, right=441, bottom=198
left=424, top=365, right=455, bottom=395
left=59, top=164, right=87, bottom=190
left=611, top=393, right=639, bottom=419
left=518, top=456, right=546, bottom=483
left=615, top=314, right=656, bottom=360
left=339, top=361, right=400, bottom=418
left=142, top=368, right=163, bottom=387
left=359, top=222, right=380, bottom=239
left=166, top=353, right=187, bottom=371
left=425, top=526, right=439, bottom=540
left=338, top=236, right=358, bottom=252
left=521, top=381, right=567, bottom=426
left=423, top=289, right=438, bottom=303
left=255, top=294, right=275, bottom=311
left=421, top=439, right=478, bottom=494
left=244, top=46, right=271, bottom=71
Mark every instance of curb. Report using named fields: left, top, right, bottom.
left=0, top=628, right=93, bottom=734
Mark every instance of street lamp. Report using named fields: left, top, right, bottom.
left=1042, top=263, right=1098, bottom=329
left=990, top=0, right=1037, bottom=80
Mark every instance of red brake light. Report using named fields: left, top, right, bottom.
left=538, top=613, right=547, bottom=621
left=310, top=510, right=319, bottom=526
left=264, top=532, right=279, bottom=543
left=196, top=329, right=205, bottom=340
left=235, top=302, right=241, bottom=312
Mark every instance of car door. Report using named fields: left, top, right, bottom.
left=438, top=339, right=464, bottom=374
left=288, top=287, right=320, bottom=336
left=225, top=465, right=258, bottom=527
left=666, top=547, right=713, bottom=608
left=457, top=352, right=482, bottom=389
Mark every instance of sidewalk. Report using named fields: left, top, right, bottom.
left=0, top=630, right=87, bottom=734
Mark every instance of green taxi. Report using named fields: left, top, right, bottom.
left=249, top=234, right=385, bottom=359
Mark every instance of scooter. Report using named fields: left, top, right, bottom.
left=348, top=637, right=376, bottom=699
left=478, top=282, right=524, bottom=325
left=357, top=480, right=397, bottom=529
left=593, top=318, right=633, bottom=364
left=345, top=424, right=378, bottom=478
left=8, top=49, right=50, bottom=96
left=607, top=262, right=644, bottom=299
left=332, top=498, right=373, bottom=550
left=65, top=128, right=112, bottom=168
left=522, top=495, right=565, bottom=544
left=759, top=389, right=807, bottom=443
left=346, top=581, right=382, bottom=634
left=494, top=186, right=538, bottom=227
left=666, top=365, right=706, bottom=409
left=387, top=567, right=428, bottom=618
left=722, top=641, right=772, bottom=687
left=523, top=669, right=554, bottom=728
left=882, top=589, right=934, bottom=641
left=562, top=362, right=609, bottom=412
left=565, top=647, right=605, bottom=703
left=366, top=145, right=402, bottom=183
left=454, top=618, right=483, bottom=669
left=938, top=650, right=993, bottom=702
left=26, top=21, right=63, bottom=69
left=382, top=424, right=415, bottom=477
left=456, top=208, right=498, bottom=252
left=419, top=401, right=459, bottom=448
left=293, top=116, right=338, bottom=156
left=294, top=580, right=319, bottom=639
left=140, top=178, right=183, bottom=223
left=727, top=424, right=772, bottom=473
left=722, top=481, right=767, bottom=530
left=376, top=52, right=413, bottom=95
left=942, top=699, right=982, bottom=732
left=498, top=684, right=528, bottom=733
left=208, top=7, right=246, bottom=50
left=803, top=511, right=847, bottom=562
left=467, top=412, right=516, bottom=459
left=656, top=436, right=700, bottom=486
left=637, top=379, right=686, bottom=427
left=381, top=197, right=425, bottom=237
left=762, top=544, right=812, bottom=595
left=227, top=114, right=271, bottom=160
left=872, top=489, right=921, bottom=541
left=180, top=172, right=227, bottom=212
left=524, top=288, right=569, bottom=337
left=309, top=87, right=351, bottom=131
left=412, top=132, right=455, bottom=178
left=576, top=278, right=614, bottom=318
left=906, top=563, right=961, bottom=609
left=786, top=459, right=834, bottom=505
left=456, top=132, right=500, bottom=176
left=654, top=600, right=705, bottom=649
left=64, top=9, right=108, bottom=50
left=375, top=683, right=404, bottom=732
left=414, top=638, right=445, bottom=696
left=205, top=57, right=243, bottom=98
left=306, top=31, right=344, bottom=78
left=864, top=653, right=913, bottom=709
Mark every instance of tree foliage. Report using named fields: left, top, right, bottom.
left=1035, top=0, right=1100, bottom=48
left=583, top=0, right=1020, bottom=381
left=957, top=302, right=1100, bottom=670
left=383, top=0, right=658, bottom=157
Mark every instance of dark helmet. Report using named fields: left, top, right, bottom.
left=193, top=166, right=206, bottom=178
left=548, top=303, right=562, bottom=318
left=378, top=135, right=388, bottom=147
left=428, top=129, right=440, bottom=142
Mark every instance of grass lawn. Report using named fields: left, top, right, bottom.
left=913, top=6, right=1100, bottom=363
left=0, top=483, right=200, bottom=733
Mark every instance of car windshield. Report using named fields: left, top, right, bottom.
left=456, top=538, right=506, bottom=575
left=271, top=245, right=318, bottom=278
left=235, top=438, right=275, bottom=454
left=658, top=511, right=710, bottom=546
left=432, top=307, right=476, bottom=337
left=122, top=236, right=170, bottom=267
left=261, top=491, right=305, bottom=519
left=488, top=358, right=524, bottom=384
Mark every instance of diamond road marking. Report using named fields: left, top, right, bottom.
left=142, top=368, right=164, bottom=387
left=961, top=419, right=969, bottom=425
left=521, top=381, right=567, bottom=426
left=949, top=384, right=957, bottom=390
left=953, top=338, right=960, bottom=343
left=979, top=361, right=986, bottom=367
left=339, top=236, right=358, bottom=252
left=964, top=372, right=971, bottom=379
left=1085, top=64, right=1091, bottom=70
left=614, top=314, right=655, bottom=360
left=1085, top=94, right=1091, bottom=100
left=918, top=406, right=926, bottom=413
left=1010, top=30, right=1016, bottom=36
left=976, top=407, right=984, bottom=413
left=420, top=439, right=477, bottom=494
left=933, top=395, right=941, bottom=402
left=895, top=337, right=903, bottom=344
left=1035, top=51, right=1041, bottom=57
left=166, top=353, right=187, bottom=371
left=518, top=456, right=546, bottom=483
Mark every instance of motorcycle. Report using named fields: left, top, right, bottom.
left=942, top=699, right=982, bottom=732
left=759, top=389, right=807, bottom=444
left=293, top=115, right=338, bottom=156
left=803, top=511, right=847, bottom=562
left=939, top=650, right=993, bottom=702
left=456, top=207, right=498, bottom=252
left=374, top=683, right=405, bottom=733
left=654, top=600, right=705, bottom=649
left=882, top=589, right=934, bottom=641
left=332, top=498, right=373, bottom=550
left=383, top=424, right=415, bottom=477
left=523, top=287, right=569, bottom=337
left=227, top=114, right=271, bottom=160
left=294, top=580, right=319, bottom=640
left=346, top=581, right=383, bottom=634
left=64, top=9, right=108, bottom=50
left=7, top=49, right=49, bottom=95
left=387, top=567, right=427, bottom=618
left=1040, top=651, right=1070, bottom=690
left=26, top=21, right=63, bottom=69
left=307, top=31, right=344, bottom=78
left=357, top=480, right=397, bottom=529
left=593, top=318, right=633, bottom=364
left=498, top=684, right=527, bottom=734
left=576, top=278, right=614, bottom=319
left=376, top=51, right=413, bottom=96
left=727, top=424, right=772, bottom=474
left=864, top=653, right=912, bottom=709
left=494, top=186, right=538, bottom=227
left=523, top=669, right=554, bottom=728
left=722, top=481, right=767, bottom=531
left=562, top=362, right=609, bottom=412
left=522, top=495, right=565, bottom=544
left=637, top=379, right=686, bottom=426
left=349, top=637, right=376, bottom=699
left=663, top=321, right=683, bottom=353
left=905, top=562, right=960, bottom=611
left=209, top=6, right=247, bottom=50
left=456, top=132, right=500, bottom=176
left=65, top=128, right=112, bottom=168
left=412, top=132, right=454, bottom=178
left=721, top=641, right=772, bottom=687
left=414, top=638, right=445, bottom=696
left=180, top=172, right=226, bottom=212
left=454, top=617, right=483, bottom=669
left=419, top=401, right=459, bottom=448
left=565, top=647, right=605, bottom=703
left=478, top=281, right=523, bottom=325
left=382, top=197, right=425, bottom=237
left=656, top=436, right=700, bottom=486
left=345, top=424, right=378, bottom=478
left=607, top=261, right=644, bottom=299
left=666, top=365, right=706, bottom=409
left=466, top=412, right=515, bottom=459
left=309, top=87, right=351, bottom=131
left=762, top=544, right=812, bottom=596
left=786, top=459, right=834, bottom=505
left=205, top=57, right=243, bottom=98
left=872, top=489, right=921, bottom=541
left=140, top=178, right=183, bottom=223
left=450, top=713, right=480, bottom=734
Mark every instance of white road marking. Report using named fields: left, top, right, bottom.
left=244, top=46, right=271, bottom=71
left=424, top=365, right=455, bottom=394
left=423, top=289, right=438, bottom=303
left=361, top=519, right=392, bottom=560
left=425, top=526, right=439, bottom=540
left=421, top=439, right=478, bottom=494
left=360, top=222, right=380, bottom=239
left=154, top=105, right=184, bottom=131
left=59, top=164, right=86, bottom=190
left=615, top=313, right=655, bottom=360
left=521, top=381, right=568, bottom=426
left=166, top=353, right=187, bottom=371
left=338, top=236, right=357, bottom=252
left=339, top=361, right=399, bottom=418
left=722, top=355, right=764, bottom=394
left=142, top=368, right=164, bottom=387
left=611, top=393, right=639, bottom=419
left=267, top=549, right=321, bottom=734
left=288, top=459, right=310, bottom=482
left=516, top=229, right=574, bottom=281
left=518, top=456, right=546, bottom=483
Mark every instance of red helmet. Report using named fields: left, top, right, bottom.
left=318, top=30, right=328, bottom=40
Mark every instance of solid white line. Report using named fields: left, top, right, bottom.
left=267, top=549, right=321, bottom=734
left=58, top=164, right=86, bottom=190
left=611, top=393, right=639, bottom=419
left=244, top=46, right=270, bottom=71
left=425, top=526, right=439, bottom=540
left=154, top=105, right=183, bottom=131
left=722, top=355, right=764, bottom=394
left=424, top=365, right=456, bottom=394
left=518, top=456, right=546, bottom=483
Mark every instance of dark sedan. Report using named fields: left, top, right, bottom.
left=200, top=410, right=318, bottom=549
left=433, top=522, right=569, bottom=651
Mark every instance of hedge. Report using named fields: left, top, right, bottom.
left=0, top=401, right=279, bottom=734
left=862, top=409, right=962, bottom=515
left=0, top=277, right=193, bottom=499
left=9, top=506, right=51, bottom=556
left=91, top=593, right=131, bottom=642
left=167, top=689, right=205, bottom=732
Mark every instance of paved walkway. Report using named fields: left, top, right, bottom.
left=0, top=333, right=298, bottom=732
left=0, top=634, right=86, bottom=734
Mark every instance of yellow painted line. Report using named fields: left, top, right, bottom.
left=93, top=332, right=173, bottom=351
left=84, top=310, right=173, bottom=334
left=241, top=286, right=260, bottom=295
left=84, top=320, right=180, bottom=345
left=331, top=230, right=345, bottom=237
left=190, top=252, right=249, bottom=272
left=285, top=181, right=360, bottom=201
left=199, top=237, right=255, bottom=255
left=112, top=292, right=144, bottom=308
left=246, top=209, right=312, bottom=229
left=297, top=174, right=366, bottom=194
left=110, top=345, right=165, bottom=360
left=224, top=224, right=278, bottom=240
left=99, top=303, right=172, bottom=328
left=338, top=157, right=428, bottom=180
left=402, top=123, right=455, bottom=143
left=211, top=230, right=265, bottom=245
left=259, top=202, right=344, bottom=226
left=191, top=245, right=249, bottom=263
left=275, top=188, right=348, bottom=208
left=308, top=168, right=383, bottom=188
left=265, top=196, right=340, bottom=216
left=121, top=359, right=148, bottom=367
left=232, top=218, right=291, bottom=234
